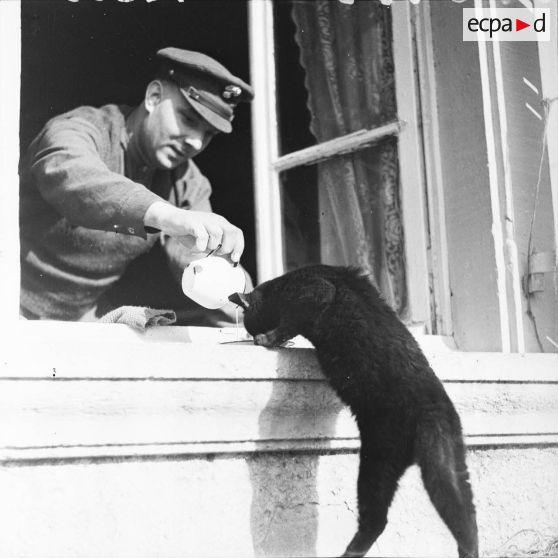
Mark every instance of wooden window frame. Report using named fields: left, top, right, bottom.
left=535, top=0, right=558, bottom=274
left=421, top=0, right=557, bottom=351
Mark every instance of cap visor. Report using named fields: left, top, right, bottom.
left=180, top=90, right=232, bottom=134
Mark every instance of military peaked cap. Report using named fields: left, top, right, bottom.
left=156, top=47, right=254, bottom=134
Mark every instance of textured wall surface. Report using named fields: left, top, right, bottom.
left=1, top=447, right=557, bottom=557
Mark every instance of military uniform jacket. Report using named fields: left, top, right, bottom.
left=19, top=104, right=212, bottom=320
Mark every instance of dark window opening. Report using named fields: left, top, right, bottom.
left=20, top=0, right=256, bottom=307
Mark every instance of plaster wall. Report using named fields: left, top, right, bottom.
left=1, top=447, right=557, bottom=558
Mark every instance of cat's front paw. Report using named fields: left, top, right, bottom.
left=254, top=333, right=275, bottom=347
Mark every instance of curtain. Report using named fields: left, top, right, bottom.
left=291, top=0, right=407, bottom=315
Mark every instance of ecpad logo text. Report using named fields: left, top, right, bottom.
left=463, top=8, right=550, bottom=42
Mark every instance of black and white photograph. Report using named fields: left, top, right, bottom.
left=0, top=0, right=557, bottom=557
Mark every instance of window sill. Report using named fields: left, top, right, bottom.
left=2, top=321, right=557, bottom=464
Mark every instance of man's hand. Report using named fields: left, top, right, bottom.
left=143, top=201, right=244, bottom=263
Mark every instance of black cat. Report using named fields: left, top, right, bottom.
left=230, top=264, right=478, bottom=558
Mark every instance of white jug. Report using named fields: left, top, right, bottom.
left=181, top=256, right=246, bottom=309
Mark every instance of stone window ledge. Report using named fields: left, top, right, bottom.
left=2, top=322, right=557, bottom=464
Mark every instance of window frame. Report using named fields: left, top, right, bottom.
left=424, top=0, right=557, bottom=352
left=535, top=0, right=558, bottom=273
left=249, top=0, right=557, bottom=350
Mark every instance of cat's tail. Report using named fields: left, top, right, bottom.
left=415, top=411, right=479, bottom=558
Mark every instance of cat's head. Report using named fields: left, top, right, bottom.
left=229, top=266, right=336, bottom=340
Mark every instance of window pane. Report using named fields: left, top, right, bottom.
left=281, top=163, right=320, bottom=271
left=280, top=140, right=407, bottom=316
left=274, top=1, right=316, bottom=155
left=275, top=0, right=397, bottom=157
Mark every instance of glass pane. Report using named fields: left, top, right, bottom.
left=281, top=163, right=320, bottom=271
left=280, top=140, right=407, bottom=316
left=274, top=0, right=397, bottom=155
left=274, top=1, right=316, bottom=155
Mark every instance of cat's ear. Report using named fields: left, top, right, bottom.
left=298, top=278, right=336, bottom=309
left=229, top=292, right=250, bottom=310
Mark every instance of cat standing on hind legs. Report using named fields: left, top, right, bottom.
left=229, top=264, right=479, bottom=558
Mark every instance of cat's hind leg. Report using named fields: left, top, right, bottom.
left=416, top=418, right=479, bottom=558
left=342, top=433, right=408, bottom=557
